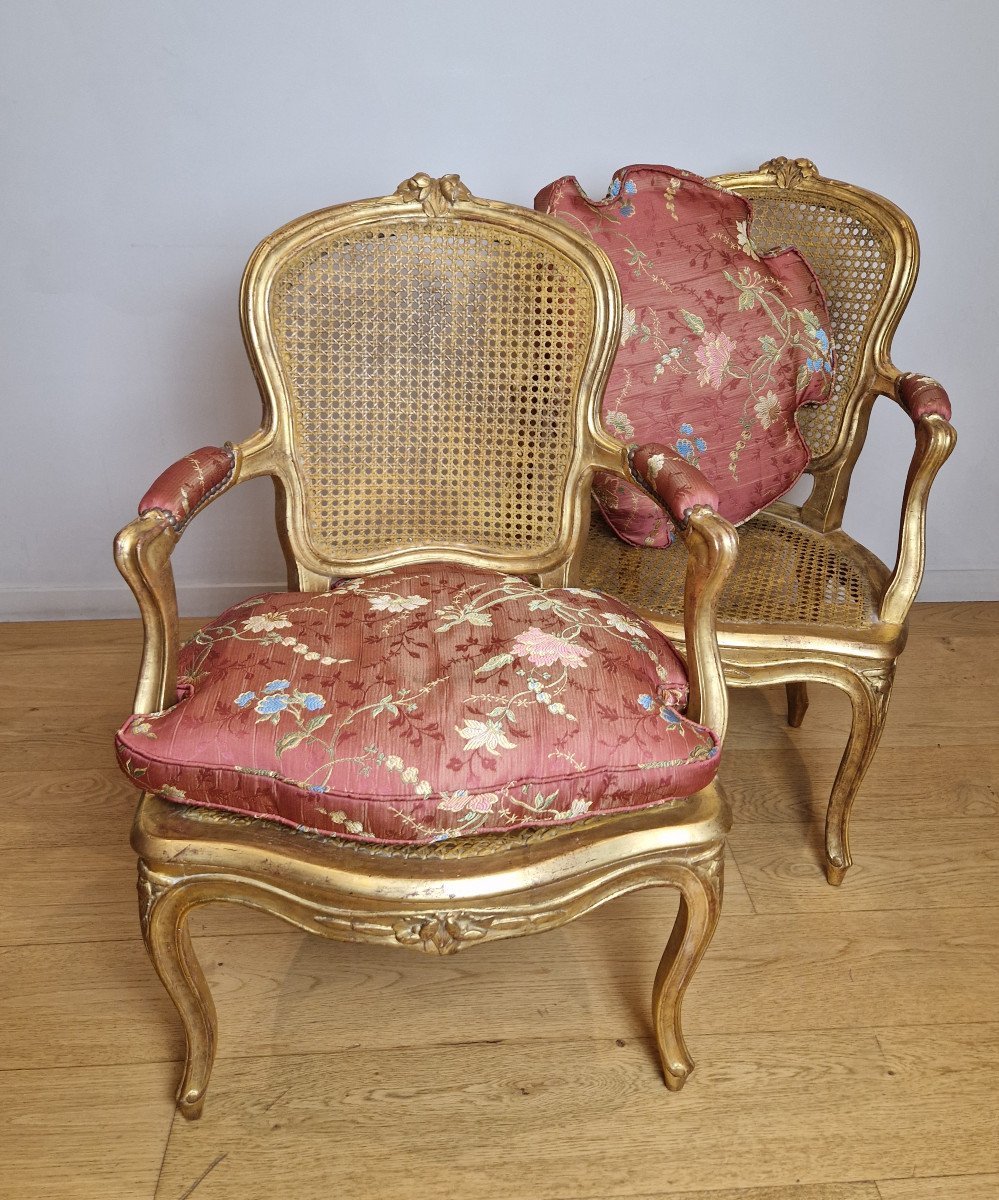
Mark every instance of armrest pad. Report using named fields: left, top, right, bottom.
left=629, top=442, right=719, bottom=522
left=896, top=373, right=952, bottom=422
left=138, top=445, right=236, bottom=531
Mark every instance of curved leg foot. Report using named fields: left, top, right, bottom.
left=786, top=681, right=809, bottom=729
left=138, top=863, right=218, bottom=1119
left=824, top=666, right=895, bottom=886
left=651, top=845, right=724, bottom=1090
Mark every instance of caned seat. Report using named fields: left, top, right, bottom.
left=114, top=174, right=739, bottom=1117
left=585, top=506, right=886, bottom=634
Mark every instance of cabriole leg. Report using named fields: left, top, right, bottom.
left=786, top=680, right=809, bottom=728
left=138, top=862, right=218, bottom=1120
left=651, top=844, right=724, bottom=1090
left=824, top=665, right=895, bottom=886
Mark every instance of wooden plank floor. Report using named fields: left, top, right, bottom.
left=2, top=603, right=997, bottom=1199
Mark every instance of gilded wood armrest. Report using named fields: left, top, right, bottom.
left=628, top=442, right=737, bottom=742
left=879, top=372, right=957, bottom=626
left=115, top=443, right=244, bottom=714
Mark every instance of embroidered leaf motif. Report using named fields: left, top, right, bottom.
left=680, top=309, right=705, bottom=335
left=475, top=652, right=515, bottom=676
left=796, top=363, right=810, bottom=394
left=759, top=334, right=779, bottom=360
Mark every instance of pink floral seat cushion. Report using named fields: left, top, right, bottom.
left=116, top=564, right=719, bottom=845
left=536, top=164, right=834, bottom=546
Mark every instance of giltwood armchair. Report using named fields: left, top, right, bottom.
left=579, top=157, right=956, bottom=884
left=114, top=174, right=738, bottom=1117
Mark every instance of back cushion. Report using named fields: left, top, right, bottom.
left=536, top=164, right=834, bottom=546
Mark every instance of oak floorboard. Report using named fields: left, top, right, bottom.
left=5, top=902, right=996, bottom=1073
left=0, top=1062, right=174, bottom=1200
left=153, top=1025, right=999, bottom=1199
left=601, top=1188, right=881, bottom=1200
left=730, top=816, right=999, bottom=914
left=721, top=745, right=999, bottom=826
left=876, top=1174, right=999, bottom=1198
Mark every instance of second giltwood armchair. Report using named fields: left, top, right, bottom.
left=576, top=157, right=956, bottom=884
left=113, top=174, right=738, bottom=1116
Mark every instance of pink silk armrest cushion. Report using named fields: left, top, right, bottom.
left=138, top=445, right=236, bottom=531
left=630, top=443, right=720, bottom=522
left=897, top=373, right=952, bottom=422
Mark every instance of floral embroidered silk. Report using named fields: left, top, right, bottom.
left=116, top=564, right=720, bottom=844
left=536, top=164, right=835, bottom=546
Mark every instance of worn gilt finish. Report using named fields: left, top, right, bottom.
left=115, top=175, right=738, bottom=1117
left=582, top=159, right=956, bottom=884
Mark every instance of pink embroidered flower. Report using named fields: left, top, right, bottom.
left=511, top=627, right=593, bottom=669
left=694, top=332, right=737, bottom=389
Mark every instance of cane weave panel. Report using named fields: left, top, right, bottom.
left=739, top=191, right=895, bottom=460
left=583, top=510, right=879, bottom=630
left=269, top=217, right=593, bottom=563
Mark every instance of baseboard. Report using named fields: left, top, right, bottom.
left=1, top=568, right=998, bottom=621
left=0, top=583, right=288, bottom=621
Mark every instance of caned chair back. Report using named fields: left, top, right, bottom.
left=240, top=174, right=621, bottom=586
left=713, top=158, right=919, bottom=531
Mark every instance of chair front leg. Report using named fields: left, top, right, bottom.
left=138, top=863, right=219, bottom=1120
left=651, top=840, right=724, bottom=1090
left=824, top=664, right=896, bottom=886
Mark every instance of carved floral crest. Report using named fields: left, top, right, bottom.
left=395, top=172, right=471, bottom=217
left=759, top=157, right=819, bottom=189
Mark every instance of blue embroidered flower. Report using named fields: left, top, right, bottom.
left=815, top=328, right=830, bottom=353
left=679, top=422, right=694, bottom=435
left=661, top=707, right=683, bottom=723
left=807, top=357, right=821, bottom=372
left=694, top=436, right=707, bottom=452
left=619, top=204, right=635, bottom=218
left=676, top=438, right=694, bottom=461
left=623, top=179, right=637, bottom=195
left=255, top=693, right=290, bottom=715
left=609, top=178, right=621, bottom=197
left=308, top=785, right=326, bottom=794
left=302, top=693, right=325, bottom=711
left=263, top=679, right=291, bottom=693
left=638, top=693, right=655, bottom=711
left=234, top=691, right=256, bottom=708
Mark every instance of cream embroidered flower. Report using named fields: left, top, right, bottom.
left=645, top=452, right=666, bottom=483
left=620, top=304, right=638, bottom=347
left=368, top=594, right=430, bottom=613
left=602, top=611, right=649, bottom=638
left=605, top=409, right=635, bottom=441
left=415, top=780, right=433, bottom=797
left=241, top=612, right=292, bottom=634
left=754, top=390, right=780, bottom=429
left=455, top=719, right=516, bottom=756
left=554, top=798, right=591, bottom=821
left=511, top=627, right=593, bottom=669
left=736, top=219, right=760, bottom=260
left=401, top=766, right=419, bottom=784
left=384, top=755, right=404, bottom=772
